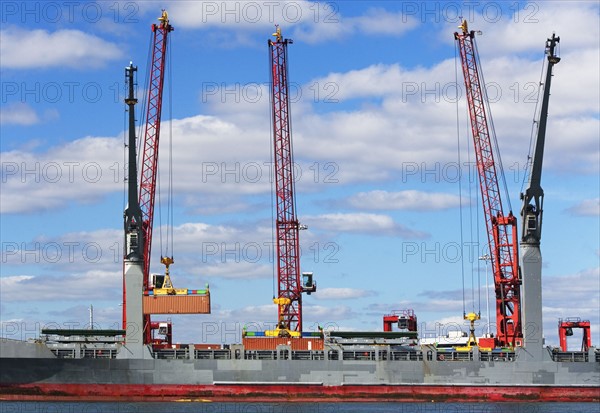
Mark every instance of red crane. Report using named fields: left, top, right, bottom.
left=455, top=21, right=522, bottom=348
left=139, top=10, right=173, bottom=344
left=268, top=26, right=315, bottom=335
left=383, top=310, right=418, bottom=332
left=558, top=318, right=591, bottom=352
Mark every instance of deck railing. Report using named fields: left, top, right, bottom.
left=49, top=344, right=598, bottom=363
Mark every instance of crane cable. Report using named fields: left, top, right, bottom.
left=122, top=70, right=129, bottom=211
left=137, top=33, right=153, bottom=176
left=454, top=41, right=467, bottom=317
left=466, top=95, right=476, bottom=314
left=157, top=32, right=175, bottom=260
left=473, top=36, right=513, bottom=213
left=167, top=33, right=174, bottom=259
left=455, top=39, right=483, bottom=317
left=135, top=30, right=152, bottom=267
left=468, top=37, right=488, bottom=317
left=268, top=43, right=277, bottom=300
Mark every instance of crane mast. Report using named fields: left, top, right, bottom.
left=123, top=62, right=143, bottom=330
left=454, top=21, right=522, bottom=348
left=121, top=62, right=148, bottom=357
left=521, top=34, right=560, bottom=245
left=520, top=34, right=560, bottom=356
left=138, top=10, right=173, bottom=344
left=123, top=64, right=143, bottom=267
left=268, top=27, right=308, bottom=334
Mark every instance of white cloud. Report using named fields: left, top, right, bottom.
left=0, top=275, right=35, bottom=289
left=165, top=2, right=419, bottom=44
left=0, top=136, right=122, bottom=214
left=294, top=7, right=418, bottom=43
left=172, top=222, right=252, bottom=247
left=0, top=221, right=327, bottom=284
left=307, top=62, right=411, bottom=101
left=0, top=112, right=272, bottom=215
left=3, top=20, right=596, bottom=214
left=350, top=8, right=417, bottom=36
left=566, top=198, right=600, bottom=217
left=1, top=229, right=122, bottom=273
left=0, top=104, right=39, bottom=125
left=197, top=261, right=271, bottom=280
left=314, top=287, right=376, bottom=300
left=166, top=1, right=284, bottom=29
left=303, top=304, right=356, bottom=321
left=0, top=27, right=122, bottom=69
left=0, top=222, right=275, bottom=282
left=302, top=51, right=598, bottom=177
left=366, top=297, right=464, bottom=316
left=230, top=304, right=274, bottom=321
left=345, top=190, right=463, bottom=211
left=463, top=2, right=600, bottom=56
left=0, top=271, right=121, bottom=302
left=543, top=269, right=600, bottom=312
left=303, top=212, right=428, bottom=238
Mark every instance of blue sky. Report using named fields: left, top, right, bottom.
left=1, top=1, right=598, bottom=349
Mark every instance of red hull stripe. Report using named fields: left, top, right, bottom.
left=1, top=383, right=598, bottom=402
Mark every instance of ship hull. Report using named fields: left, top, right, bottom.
left=1, top=356, right=598, bottom=402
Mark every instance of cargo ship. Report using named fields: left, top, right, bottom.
left=1, top=329, right=599, bottom=402
left=1, top=17, right=598, bottom=402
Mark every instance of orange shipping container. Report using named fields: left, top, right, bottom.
left=142, top=294, right=210, bottom=314
left=478, top=337, right=496, bottom=349
left=243, top=337, right=324, bottom=351
left=193, top=344, right=222, bottom=350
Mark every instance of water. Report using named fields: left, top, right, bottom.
left=0, top=402, right=599, bottom=413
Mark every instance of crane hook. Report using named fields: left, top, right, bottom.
left=272, top=25, right=282, bottom=42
